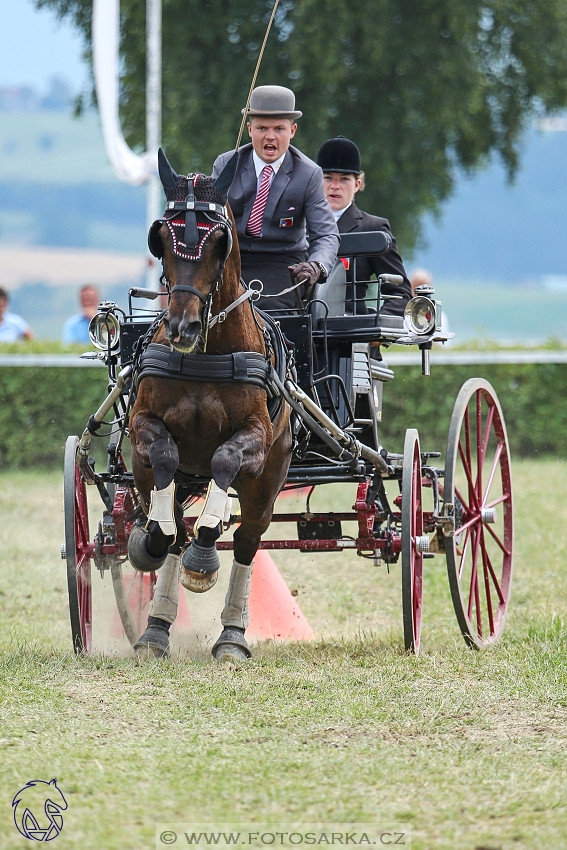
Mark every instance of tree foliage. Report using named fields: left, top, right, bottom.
left=37, top=0, right=567, bottom=252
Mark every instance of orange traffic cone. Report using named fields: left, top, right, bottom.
left=247, top=550, right=316, bottom=641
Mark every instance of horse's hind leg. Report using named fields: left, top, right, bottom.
left=133, top=552, right=180, bottom=659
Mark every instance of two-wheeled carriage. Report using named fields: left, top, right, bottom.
left=62, top=169, right=513, bottom=659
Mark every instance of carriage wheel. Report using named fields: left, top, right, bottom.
left=63, top=436, right=92, bottom=654
left=109, top=482, right=157, bottom=647
left=111, top=564, right=156, bottom=646
left=444, top=379, right=513, bottom=649
left=401, top=429, right=424, bottom=655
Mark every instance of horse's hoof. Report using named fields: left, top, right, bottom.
left=133, top=625, right=170, bottom=660
left=128, top=524, right=168, bottom=573
left=212, top=627, right=251, bottom=664
left=180, top=541, right=220, bottom=593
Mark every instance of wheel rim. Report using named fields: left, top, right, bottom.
left=402, top=429, right=423, bottom=654
left=64, top=436, right=92, bottom=654
left=444, top=380, right=513, bottom=648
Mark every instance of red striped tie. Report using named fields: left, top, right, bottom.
left=246, top=165, right=273, bottom=237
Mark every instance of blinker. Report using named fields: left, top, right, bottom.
left=148, top=220, right=164, bottom=259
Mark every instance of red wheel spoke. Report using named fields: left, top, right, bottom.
left=480, top=534, right=495, bottom=636
left=458, top=441, right=481, bottom=512
left=467, top=528, right=482, bottom=632
left=454, top=513, right=481, bottom=538
left=457, top=526, right=472, bottom=581
left=482, top=442, right=503, bottom=505
left=482, top=542, right=505, bottom=606
left=484, top=521, right=512, bottom=557
left=454, top=485, right=473, bottom=516
left=484, top=492, right=510, bottom=510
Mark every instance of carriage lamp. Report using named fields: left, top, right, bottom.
left=404, top=295, right=437, bottom=335
left=89, top=310, right=120, bottom=351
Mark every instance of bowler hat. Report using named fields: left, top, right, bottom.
left=242, top=85, right=302, bottom=119
left=316, top=136, right=361, bottom=174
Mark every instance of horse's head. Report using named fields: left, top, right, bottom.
left=149, top=148, right=238, bottom=353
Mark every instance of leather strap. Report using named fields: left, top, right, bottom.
left=170, top=284, right=208, bottom=304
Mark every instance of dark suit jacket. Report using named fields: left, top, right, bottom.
left=337, top=203, right=411, bottom=317
left=212, top=143, right=339, bottom=275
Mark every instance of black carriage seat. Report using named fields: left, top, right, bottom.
left=311, top=230, right=405, bottom=342
left=307, top=231, right=405, bottom=447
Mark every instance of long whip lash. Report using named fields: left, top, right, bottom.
left=234, top=0, right=281, bottom=151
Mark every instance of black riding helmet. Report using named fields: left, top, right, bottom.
left=316, top=136, right=361, bottom=174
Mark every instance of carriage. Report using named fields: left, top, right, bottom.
left=62, top=162, right=513, bottom=660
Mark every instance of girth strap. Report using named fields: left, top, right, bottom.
left=137, top=343, right=276, bottom=394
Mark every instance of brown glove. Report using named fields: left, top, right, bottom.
left=288, top=261, right=321, bottom=289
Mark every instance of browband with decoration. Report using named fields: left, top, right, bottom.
left=164, top=218, right=226, bottom=261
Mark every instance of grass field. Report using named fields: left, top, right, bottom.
left=1, top=462, right=566, bottom=850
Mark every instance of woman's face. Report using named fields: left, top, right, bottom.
left=322, top=172, right=362, bottom=211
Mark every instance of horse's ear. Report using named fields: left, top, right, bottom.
left=213, top=150, right=239, bottom=200
left=158, top=147, right=179, bottom=195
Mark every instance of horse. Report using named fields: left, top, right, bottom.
left=127, top=148, right=292, bottom=662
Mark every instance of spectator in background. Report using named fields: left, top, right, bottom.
left=0, top=287, right=33, bottom=341
left=62, top=284, right=101, bottom=344
left=410, top=268, right=451, bottom=340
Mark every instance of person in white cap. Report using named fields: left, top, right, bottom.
left=212, top=85, right=339, bottom=311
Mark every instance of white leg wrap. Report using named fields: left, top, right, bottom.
left=221, top=559, right=253, bottom=629
left=148, top=553, right=180, bottom=624
left=193, top=480, right=232, bottom=540
left=147, top=481, right=176, bottom=538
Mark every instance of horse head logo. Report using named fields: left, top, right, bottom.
left=12, top=778, right=68, bottom=842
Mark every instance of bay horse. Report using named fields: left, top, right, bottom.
left=128, top=148, right=292, bottom=662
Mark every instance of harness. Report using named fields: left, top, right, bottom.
left=142, top=170, right=290, bottom=422
left=135, top=307, right=288, bottom=423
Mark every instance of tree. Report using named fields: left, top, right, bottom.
left=37, top=0, right=567, bottom=253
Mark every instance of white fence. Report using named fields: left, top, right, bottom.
left=2, top=351, right=567, bottom=368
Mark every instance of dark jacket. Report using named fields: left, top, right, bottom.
left=337, top=203, right=411, bottom=317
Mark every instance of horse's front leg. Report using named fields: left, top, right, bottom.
left=180, top=415, right=272, bottom=596
left=129, top=412, right=187, bottom=569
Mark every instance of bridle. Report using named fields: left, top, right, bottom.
left=148, top=173, right=235, bottom=345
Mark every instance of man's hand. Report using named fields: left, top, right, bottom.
left=288, top=261, right=321, bottom=289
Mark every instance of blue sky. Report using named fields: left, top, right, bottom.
left=1, top=0, right=87, bottom=91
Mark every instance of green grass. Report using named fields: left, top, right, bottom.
left=1, top=462, right=566, bottom=850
